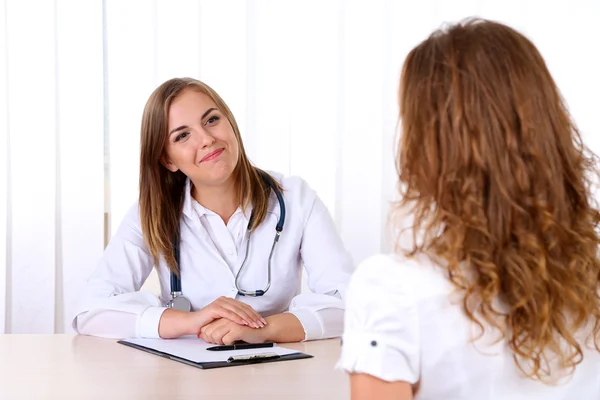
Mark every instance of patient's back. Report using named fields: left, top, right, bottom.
left=339, top=253, right=600, bottom=399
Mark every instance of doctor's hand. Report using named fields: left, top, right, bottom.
left=194, top=297, right=267, bottom=329
left=158, top=297, right=266, bottom=339
left=198, top=318, right=267, bottom=345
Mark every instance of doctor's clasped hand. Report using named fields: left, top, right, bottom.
left=157, top=296, right=266, bottom=340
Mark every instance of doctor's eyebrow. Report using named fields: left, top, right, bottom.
left=169, top=107, right=218, bottom=136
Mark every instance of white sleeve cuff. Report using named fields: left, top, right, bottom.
left=336, top=332, right=419, bottom=383
left=288, top=309, right=323, bottom=341
left=138, top=306, right=168, bottom=338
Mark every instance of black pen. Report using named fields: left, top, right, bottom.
left=206, top=342, right=275, bottom=351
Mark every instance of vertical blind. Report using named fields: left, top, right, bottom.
left=1, top=0, right=598, bottom=333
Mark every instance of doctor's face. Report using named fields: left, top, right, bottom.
left=162, top=88, right=240, bottom=189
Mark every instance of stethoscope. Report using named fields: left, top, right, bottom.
left=166, top=172, right=286, bottom=312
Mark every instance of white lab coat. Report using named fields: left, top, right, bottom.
left=73, top=172, right=354, bottom=340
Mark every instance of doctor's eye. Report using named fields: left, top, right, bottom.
left=175, top=132, right=189, bottom=142
left=205, top=115, right=220, bottom=126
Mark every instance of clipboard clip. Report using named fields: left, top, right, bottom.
left=227, top=352, right=281, bottom=363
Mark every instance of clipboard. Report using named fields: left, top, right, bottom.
left=117, top=338, right=313, bottom=370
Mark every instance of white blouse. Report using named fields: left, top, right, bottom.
left=73, top=172, right=354, bottom=340
left=338, top=254, right=600, bottom=399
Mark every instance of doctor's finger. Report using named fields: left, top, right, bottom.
left=221, top=298, right=266, bottom=326
left=225, top=302, right=266, bottom=328
left=212, top=324, right=233, bottom=344
left=222, top=331, right=242, bottom=346
left=215, top=298, right=263, bottom=327
left=207, top=323, right=233, bottom=344
left=220, top=302, right=262, bottom=328
left=211, top=307, right=248, bottom=326
left=237, top=303, right=267, bottom=327
left=208, top=298, right=253, bottom=326
left=200, top=330, right=221, bottom=345
left=199, top=322, right=224, bottom=344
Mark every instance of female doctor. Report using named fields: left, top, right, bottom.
left=73, top=77, right=353, bottom=344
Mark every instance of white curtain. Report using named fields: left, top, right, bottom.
left=1, top=0, right=599, bottom=333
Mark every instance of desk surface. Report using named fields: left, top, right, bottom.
left=0, top=335, right=349, bottom=400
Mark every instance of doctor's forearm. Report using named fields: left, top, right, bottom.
left=158, top=309, right=197, bottom=339
left=260, top=313, right=305, bottom=343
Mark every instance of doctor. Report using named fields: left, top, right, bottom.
left=73, top=77, right=353, bottom=344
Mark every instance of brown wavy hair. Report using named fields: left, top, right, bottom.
left=395, top=18, right=600, bottom=381
left=139, top=78, right=280, bottom=275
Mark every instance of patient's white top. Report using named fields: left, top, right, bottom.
left=338, top=253, right=600, bottom=399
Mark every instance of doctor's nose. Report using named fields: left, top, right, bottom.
left=194, top=129, right=216, bottom=148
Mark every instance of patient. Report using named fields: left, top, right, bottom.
left=338, top=18, right=600, bottom=399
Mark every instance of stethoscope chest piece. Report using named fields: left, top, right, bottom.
left=167, top=292, right=191, bottom=312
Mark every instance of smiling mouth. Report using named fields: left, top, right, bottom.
left=200, top=148, right=225, bottom=163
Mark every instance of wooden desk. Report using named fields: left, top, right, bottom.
left=0, top=335, right=349, bottom=399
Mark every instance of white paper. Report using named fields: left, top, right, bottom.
left=121, top=336, right=300, bottom=363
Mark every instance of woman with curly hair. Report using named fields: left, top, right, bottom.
left=338, top=19, right=600, bottom=399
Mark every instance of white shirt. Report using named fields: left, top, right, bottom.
left=338, top=254, right=600, bottom=399
left=73, top=172, right=354, bottom=340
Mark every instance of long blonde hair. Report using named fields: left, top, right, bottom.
left=139, top=78, right=280, bottom=275
left=396, top=19, right=600, bottom=380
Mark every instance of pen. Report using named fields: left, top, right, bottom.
left=206, top=342, right=275, bottom=351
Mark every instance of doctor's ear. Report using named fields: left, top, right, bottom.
left=160, top=155, right=179, bottom=172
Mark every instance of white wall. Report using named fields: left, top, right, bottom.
left=1, top=0, right=599, bottom=333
